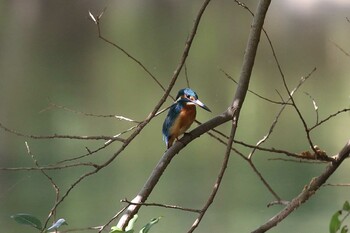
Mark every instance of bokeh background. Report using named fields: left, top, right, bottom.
left=1, top=0, right=350, bottom=232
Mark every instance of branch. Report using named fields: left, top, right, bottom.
left=248, top=68, right=316, bottom=159
left=121, top=198, right=201, bottom=213
left=0, top=122, right=124, bottom=142
left=89, top=9, right=166, bottom=94
left=116, top=0, right=271, bottom=231
left=221, top=69, right=288, bottom=105
left=251, top=139, right=350, bottom=233
left=188, top=1, right=272, bottom=231
left=114, top=0, right=214, bottom=230
left=309, top=108, right=350, bottom=131
left=41, top=100, right=141, bottom=123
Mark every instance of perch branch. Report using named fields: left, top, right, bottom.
left=116, top=0, right=271, bottom=231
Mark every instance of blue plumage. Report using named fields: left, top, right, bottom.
left=162, top=88, right=211, bottom=149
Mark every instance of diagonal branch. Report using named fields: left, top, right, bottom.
left=0, top=122, right=124, bottom=142
left=116, top=0, right=272, bottom=231
left=188, top=1, right=272, bottom=232
left=251, top=139, right=350, bottom=233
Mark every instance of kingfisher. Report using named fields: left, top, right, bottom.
left=162, top=88, right=211, bottom=149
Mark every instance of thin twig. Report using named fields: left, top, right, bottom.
left=185, top=63, right=191, bottom=88
left=25, top=142, right=60, bottom=231
left=188, top=113, right=238, bottom=233
left=323, top=183, right=350, bottom=187
left=91, top=10, right=167, bottom=94
left=0, top=122, right=124, bottom=142
left=59, top=226, right=107, bottom=232
left=188, top=0, right=272, bottom=231
left=115, top=1, right=214, bottom=230
left=41, top=101, right=141, bottom=123
left=98, top=205, right=129, bottom=233
left=268, top=158, right=327, bottom=164
left=281, top=68, right=318, bottom=155
left=248, top=68, right=317, bottom=159
left=251, top=139, right=350, bottom=233
left=330, top=40, right=350, bottom=57
left=0, top=162, right=99, bottom=171
left=309, top=108, right=350, bottom=131
left=304, top=92, right=319, bottom=125
left=121, top=199, right=201, bottom=213
left=220, top=69, right=288, bottom=105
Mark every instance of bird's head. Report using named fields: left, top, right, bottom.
left=175, top=88, right=211, bottom=112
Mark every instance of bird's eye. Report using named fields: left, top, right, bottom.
left=186, top=95, right=191, bottom=98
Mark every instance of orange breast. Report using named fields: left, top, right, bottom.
left=170, top=105, right=196, bottom=139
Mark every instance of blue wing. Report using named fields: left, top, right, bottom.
left=162, top=102, right=181, bottom=146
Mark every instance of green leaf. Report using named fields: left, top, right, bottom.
left=47, top=218, right=68, bottom=231
left=110, top=215, right=138, bottom=233
left=343, top=201, right=350, bottom=212
left=11, top=213, right=43, bottom=230
left=341, top=226, right=348, bottom=233
left=110, top=226, right=134, bottom=233
left=139, top=216, right=162, bottom=233
left=330, top=211, right=342, bottom=233
left=125, top=214, right=138, bottom=232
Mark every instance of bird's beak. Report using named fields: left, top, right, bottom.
left=192, top=99, right=211, bottom=112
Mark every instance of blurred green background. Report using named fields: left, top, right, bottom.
left=1, top=0, right=350, bottom=232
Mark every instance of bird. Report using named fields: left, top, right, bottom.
left=162, top=88, right=211, bottom=149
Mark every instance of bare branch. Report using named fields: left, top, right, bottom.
left=267, top=200, right=290, bottom=207
left=89, top=10, right=167, bottom=94
left=268, top=158, right=328, bottom=164
left=98, top=205, right=129, bottom=233
left=41, top=101, right=141, bottom=123
left=121, top=198, right=201, bottom=213
left=309, top=108, right=350, bottom=131
left=248, top=68, right=317, bottom=159
left=280, top=68, right=318, bottom=155
left=220, top=69, right=288, bottom=105
left=184, top=63, right=191, bottom=88
left=0, top=122, right=125, bottom=142
left=0, top=162, right=99, bottom=171
left=330, top=39, right=350, bottom=57
left=115, top=1, right=216, bottom=230
left=304, top=92, right=319, bottom=125
left=251, top=139, right=350, bottom=233
left=188, top=0, right=272, bottom=231
left=25, top=142, right=60, bottom=230
left=323, top=183, right=350, bottom=187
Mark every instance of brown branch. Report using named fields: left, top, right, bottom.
left=280, top=67, right=318, bottom=155
left=251, top=139, right=350, bottom=233
left=90, top=9, right=167, bottom=94
left=268, top=158, right=328, bottom=164
left=304, top=92, right=319, bottom=125
left=114, top=0, right=215, bottom=230
left=330, top=40, right=350, bottom=57
left=187, top=2, right=272, bottom=231
left=309, top=108, right=350, bottom=131
left=323, top=183, right=350, bottom=187
left=25, top=142, right=61, bottom=231
left=188, top=113, right=238, bottom=233
left=248, top=68, right=316, bottom=159
left=98, top=205, right=130, bottom=232
left=0, top=162, right=99, bottom=171
left=0, top=122, right=124, bottom=142
left=220, top=69, right=288, bottom=105
left=121, top=198, right=201, bottom=213
left=41, top=101, right=141, bottom=123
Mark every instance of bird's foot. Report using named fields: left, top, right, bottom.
left=183, top=132, right=193, bottom=139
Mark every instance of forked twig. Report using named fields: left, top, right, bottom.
left=251, top=140, right=350, bottom=233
